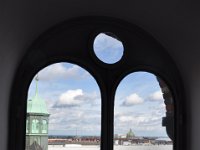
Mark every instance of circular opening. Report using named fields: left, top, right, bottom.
left=93, top=32, right=124, bottom=64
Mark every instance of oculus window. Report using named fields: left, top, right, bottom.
left=93, top=32, right=124, bottom=64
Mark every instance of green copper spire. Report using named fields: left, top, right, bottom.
left=27, top=75, right=49, bottom=114
left=26, top=75, right=50, bottom=150
left=35, top=74, right=39, bottom=97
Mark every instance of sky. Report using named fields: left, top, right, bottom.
left=27, top=33, right=170, bottom=137
left=93, top=33, right=124, bottom=64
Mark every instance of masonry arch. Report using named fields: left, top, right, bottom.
left=9, top=17, right=185, bottom=150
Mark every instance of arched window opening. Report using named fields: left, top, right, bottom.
left=9, top=17, right=184, bottom=150
left=114, top=72, right=174, bottom=150
left=31, top=119, right=40, bottom=134
left=26, top=62, right=101, bottom=150
left=42, top=120, right=47, bottom=134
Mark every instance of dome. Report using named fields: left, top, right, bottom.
left=126, top=128, right=135, bottom=139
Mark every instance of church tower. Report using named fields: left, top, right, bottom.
left=126, top=128, right=135, bottom=139
left=26, top=76, right=50, bottom=150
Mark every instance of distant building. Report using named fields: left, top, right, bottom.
left=126, top=129, right=135, bottom=139
left=26, top=77, right=50, bottom=150
left=119, top=135, right=126, bottom=139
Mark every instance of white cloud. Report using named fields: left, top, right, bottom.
left=37, top=63, right=82, bottom=81
left=149, top=90, right=163, bottom=101
left=118, top=116, right=133, bottom=122
left=56, top=89, right=84, bottom=107
left=54, top=89, right=100, bottom=107
left=160, top=103, right=165, bottom=109
left=45, top=99, right=55, bottom=109
left=48, top=105, right=101, bottom=135
left=117, top=114, right=160, bottom=126
left=122, top=93, right=144, bottom=106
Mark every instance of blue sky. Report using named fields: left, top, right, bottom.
left=93, top=33, right=124, bottom=64
left=28, top=33, right=169, bottom=137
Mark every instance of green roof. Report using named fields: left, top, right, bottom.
left=126, top=128, right=135, bottom=138
left=27, top=77, right=49, bottom=115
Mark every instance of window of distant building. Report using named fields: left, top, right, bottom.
left=9, top=17, right=185, bottom=150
